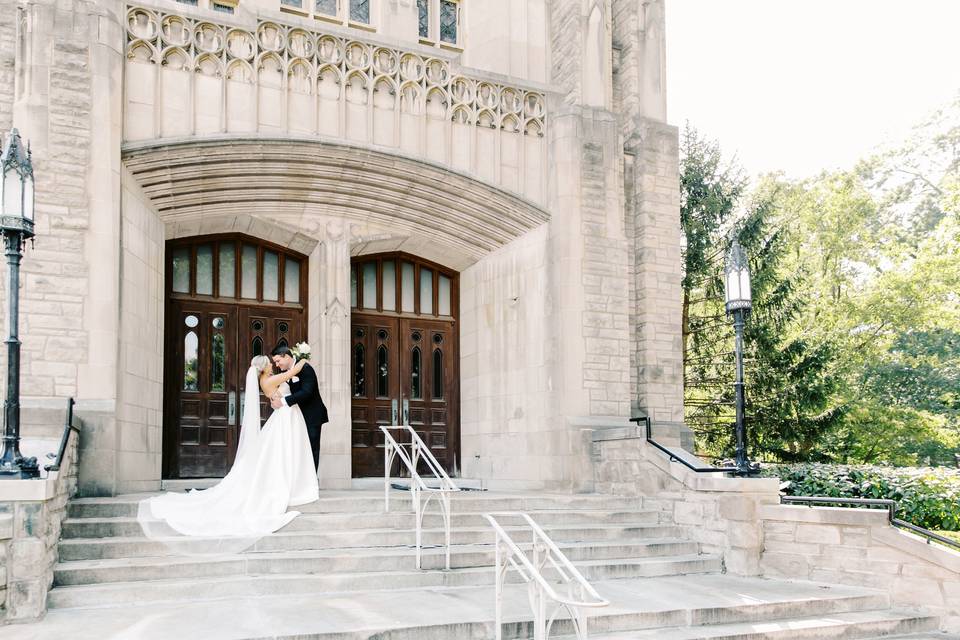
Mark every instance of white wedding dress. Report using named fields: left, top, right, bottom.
left=138, top=366, right=319, bottom=551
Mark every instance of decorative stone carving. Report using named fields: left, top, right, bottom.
left=124, top=6, right=547, bottom=136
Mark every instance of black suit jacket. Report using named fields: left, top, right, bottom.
left=284, top=362, right=329, bottom=427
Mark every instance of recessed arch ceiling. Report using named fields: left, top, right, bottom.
left=122, top=136, right=550, bottom=266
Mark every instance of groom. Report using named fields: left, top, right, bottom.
left=270, top=344, right=329, bottom=471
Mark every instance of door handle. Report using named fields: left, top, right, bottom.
left=228, top=391, right=237, bottom=425
left=402, top=397, right=410, bottom=426
left=239, top=389, right=245, bottom=424
left=391, top=398, right=399, bottom=425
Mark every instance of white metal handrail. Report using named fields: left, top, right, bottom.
left=483, top=512, right=609, bottom=640
left=381, top=424, right=459, bottom=569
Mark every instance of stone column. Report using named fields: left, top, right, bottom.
left=309, top=222, right=352, bottom=489
left=10, top=0, right=126, bottom=494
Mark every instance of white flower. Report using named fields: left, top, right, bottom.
left=291, top=342, right=312, bottom=361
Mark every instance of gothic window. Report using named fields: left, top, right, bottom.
left=418, top=0, right=429, bottom=38
left=432, top=348, right=443, bottom=399
left=184, top=317, right=199, bottom=391
left=411, top=346, right=422, bottom=399
left=211, top=323, right=226, bottom=392
left=377, top=344, right=389, bottom=397
left=351, top=254, right=456, bottom=318
left=439, top=0, right=458, bottom=44
left=353, top=344, right=366, bottom=396
left=168, top=235, right=306, bottom=306
left=315, top=0, right=336, bottom=16
left=252, top=336, right=263, bottom=357
left=350, top=0, right=370, bottom=23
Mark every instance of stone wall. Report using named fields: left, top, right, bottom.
left=761, top=504, right=960, bottom=633
left=625, top=120, right=688, bottom=436
left=114, top=168, right=165, bottom=494
left=0, top=415, right=80, bottom=623
left=460, top=225, right=573, bottom=489
left=592, top=428, right=780, bottom=574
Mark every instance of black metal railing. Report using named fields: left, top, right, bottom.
left=44, top=398, right=78, bottom=473
left=780, top=495, right=960, bottom=552
left=630, top=416, right=736, bottom=474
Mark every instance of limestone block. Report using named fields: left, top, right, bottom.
left=6, top=578, right=47, bottom=620
left=0, top=512, right=13, bottom=539
left=726, top=520, right=762, bottom=549
left=725, top=548, right=761, bottom=576
left=761, top=551, right=810, bottom=578
left=891, top=577, right=946, bottom=607
left=795, top=523, right=842, bottom=545
left=10, top=538, right=46, bottom=579
left=674, top=501, right=703, bottom=526
left=762, top=539, right=820, bottom=556
left=718, top=495, right=757, bottom=521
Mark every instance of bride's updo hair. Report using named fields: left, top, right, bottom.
left=251, top=355, right=271, bottom=373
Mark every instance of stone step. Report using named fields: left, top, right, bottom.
left=36, top=575, right=903, bottom=639
left=48, top=555, right=719, bottom=609
left=60, top=512, right=668, bottom=540
left=58, top=522, right=685, bottom=560
left=53, top=543, right=717, bottom=586
left=576, top=611, right=940, bottom=639
left=66, top=491, right=643, bottom=518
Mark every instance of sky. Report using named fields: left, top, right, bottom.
left=666, top=0, right=960, bottom=179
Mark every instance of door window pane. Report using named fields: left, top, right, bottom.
left=241, top=245, right=257, bottom=299
left=350, top=264, right=358, bottom=308
left=401, top=262, right=415, bottom=312
left=411, top=346, right=422, bottom=399
left=285, top=259, right=301, bottom=303
left=184, top=330, right=199, bottom=391
left=252, top=336, right=263, bottom=357
left=438, top=274, right=451, bottom=316
left=196, top=244, right=214, bottom=295
left=432, top=349, right=443, bottom=399
left=382, top=260, right=396, bottom=311
left=219, top=244, right=235, bottom=297
left=377, top=344, right=388, bottom=397
left=172, top=248, right=190, bottom=293
left=211, top=327, right=225, bottom=392
left=362, top=262, right=377, bottom=309
left=263, top=251, right=279, bottom=301
left=418, top=0, right=429, bottom=37
left=440, top=0, right=458, bottom=44
left=353, top=344, right=365, bottom=396
left=350, top=0, right=369, bottom=23
left=420, top=268, right=433, bottom=315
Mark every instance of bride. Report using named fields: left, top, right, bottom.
left=138, top=355, right=320, bottom=543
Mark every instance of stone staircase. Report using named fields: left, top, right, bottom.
left=20, top=490, right=954, bottom=639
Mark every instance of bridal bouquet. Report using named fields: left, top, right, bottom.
left=291, top=342, right=312, bottom=361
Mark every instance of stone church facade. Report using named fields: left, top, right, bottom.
left=0, top=0, right=690, bottom=496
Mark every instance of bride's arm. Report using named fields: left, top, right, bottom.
left=261, top=359, right=307, bottom=390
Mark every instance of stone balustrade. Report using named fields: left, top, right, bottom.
left=123, top=4, right=549, bottom=204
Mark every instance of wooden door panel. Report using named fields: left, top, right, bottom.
left=350, top=315, right=400, bottom=477
left=165, top=303, right=238, bottom=479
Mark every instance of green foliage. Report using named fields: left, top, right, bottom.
left=680, top=128, right=845, bottom=461
left=681, top=93, right=960, bottom=466
left=765, top=463, right=960, bottom=531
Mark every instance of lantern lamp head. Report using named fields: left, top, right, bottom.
left=0, top=129, right=36, bottom=238
left=724, top=238, right=752, bottom=314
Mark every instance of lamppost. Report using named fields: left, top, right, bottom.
left=0, top=129, right=38, bottom=479
left=724, top=238, right=757, bottom=476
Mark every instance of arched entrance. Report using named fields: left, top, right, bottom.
left=163, top=233, right=309, bottom=479
left=350, top=253, right=459, bottom=477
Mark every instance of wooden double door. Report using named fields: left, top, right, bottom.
left=351, top=314, right=459, bottom=477
left=164, top=301, right=305, bottom=478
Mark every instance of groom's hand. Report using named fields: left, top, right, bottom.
left=270, top=395, right=284, bottom=409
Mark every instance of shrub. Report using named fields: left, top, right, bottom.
left=762, top=463, right=960, bottom=531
